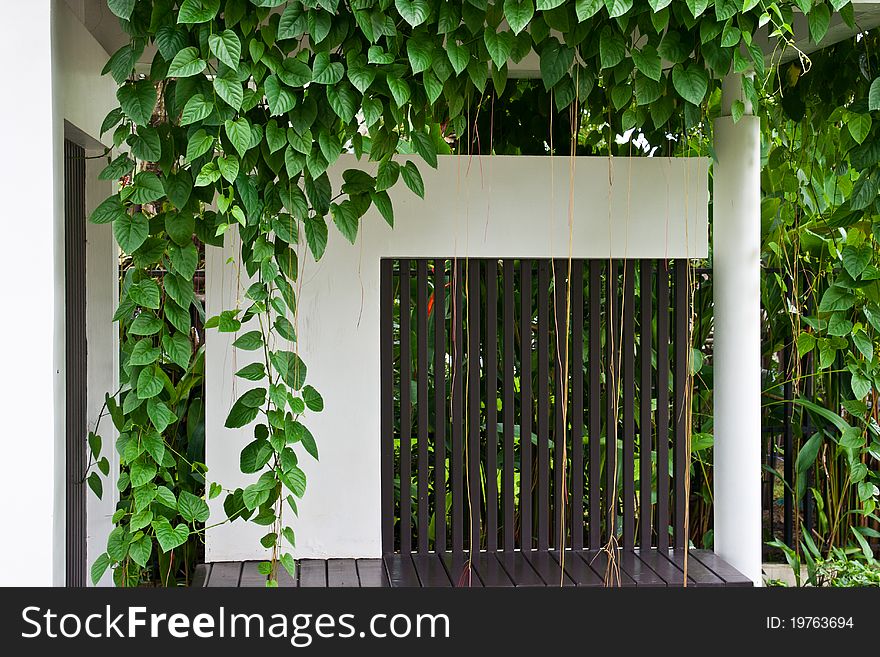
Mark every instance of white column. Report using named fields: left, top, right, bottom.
left=0, top=1, right=59, bottom=585
left=712, top=73, right=763, bottom=585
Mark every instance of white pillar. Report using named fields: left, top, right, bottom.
left=713, top=73, right=763, bottom=585
left=0, top=0, right=60, bottom=585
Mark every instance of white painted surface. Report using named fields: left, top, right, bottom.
left=54, top=1, right=120, bottom=588
left=0, top=1, right=117, bottom=586
left=713, top=76, right=763, bottom=586
left=57, top=3, right=119, bottom=587
left=0, top=1, right=57, bottom=586
left=206, top=154, right=708, bottom=561
left=84, top=155, right=119, bottom=587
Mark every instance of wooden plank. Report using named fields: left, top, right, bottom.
left=486, top=260, right=499, bottom=551
left=605, top=261, right=619, bottom=544
left=383, top=554, right=420, bottom=588
left=618, top=550, right=665, bottom=588
left=380, top=259, right=394, bottom=554
left=299, top=559, right=328, bottom=588
left=451, top=259, right=465, bottom=554
left=588, top=261, right=602, bottom=549
left=666, top=549, right=725, bottom=588
left=437, top=552, right=477, bottom=587
left=673, top=260, right=688, bottom=550
left=434, top=259, right=447, bottom=553
left=636, top=548, right=688, bottom=587
left=639, top=260, right=653, bottom=548
left=206, top=562, right=242, bottom=587
left=523, top=550, right=574, bottom=587
left=471, top=552, right=514, bottom=587
left=656, top=261, right=671, bottom=551
left=519, top=260, right=533, bottom=551
left=783, top=339, right=794, bottom=547
left=549, top=550, right=604, bottom=587
left=412, top=553, right=453, bottom=587
left=276, top=564, right=297, bottom=588
left=467, top=260, right=482, bottom=552
left=239, top=561, right=265, bottom=588
left=416, top=258, right=431, bottom=552
left=400, top=259, right=412, bottom=555
left=356, top=559, right=390, bottom=587
left=327, top=559, right=359, bottom=587
left=688, top=550, right=753, bottom=587
left=496, top=551, right=544, bottom=587
left=537, top=260, right=550, bottom=551
left=552, top=259, right=568, bottom=550
left=578, top=550, right=636, bottom=587
left=502, top=259, right=516, bottom=552
left=417, top=260, right=430, bottom=553
left=191, top=563, right=210, bottom=588
left=622, top=260, right=635, bottom=550
left=571, top=260, right=585, bottom=550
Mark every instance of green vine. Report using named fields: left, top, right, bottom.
left=87, top=0, right=848, bottom=585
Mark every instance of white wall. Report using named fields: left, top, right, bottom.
left=206, top=154, right=708, bottom=561
left=55, top=1, right=120, bottom=587
left=0, top=1, right=117, bottom=586
left=0, top=0, right=57, bottom=586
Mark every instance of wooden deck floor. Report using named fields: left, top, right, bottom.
left=195, top=549, right=752, bottom=588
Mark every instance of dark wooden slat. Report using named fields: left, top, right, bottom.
left=276, top=564, right=297, bottom=587
left=471, top=552, right=514, bottom=587
left=537, top=260, right=550, bottom=551
left=783, top=340, right=793, bottom=547
left=485, top=259, right=499, bottom=551
left=549, top=550, right=604, bottom=587
left=327, top=559, right=359, bottom=587
left=656, top=261, right=671, bottom=552
left=467, top=260, right=481, bottom=552
left=380, top=259, right=394, bottom=554
left=417, top=260, right=430, bottom=554
left=588, top=261, right=602, bottom=549
left=496, top=551, right=544, bottom=587
left=298, top=560, right=328, bottom=588
left=239, top=561, right=265, bottom=587
left=636, top=548, right=687, bottom=586
left=400, top=259, right=413, bottom=554
left=523, top=550, right=574, bottom=587
left=571, top=260, right=585, bottom=550
left=519, top=260, right=533, bottom=551
left=605, top=261, right=619, bottom=543
left=622, top=260, right=635, bottom=550
left=673, top=260, right=688, bottom=550
left=666, top=549, right=725, bottom=588
left=451, top=260, right=465, bottom=553
left=64, top=140, right=87, bottom=587
left=618, top=550, right=665, bottom=587
left=688, top=550, right=753, bottom=587
left=192, top=564, right=210, bottom=588
left=434, top=259, right=447, bottom=553
left=502, top=259, right=515, bottom=551
left=383, top=554, right=420, bottom=588
left=438, top=552, right=481, bottom=587
left=206, top=562, right=242, bottom=587
left=356, top=559, right=389, bottom=587
left=552, top=259, right=568, bottom=550
left=639, top=260, right=653, bottom=549
left=580, top=550, right=637, bottom=587
left=412, top=553, right=452, bottom=587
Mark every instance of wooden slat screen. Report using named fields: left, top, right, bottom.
left=64, top=139, right=88, bottom=586
left=381, top=258, right=693, bottom=554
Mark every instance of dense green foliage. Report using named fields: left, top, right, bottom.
left=86, top=0, right=862, bottom=585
